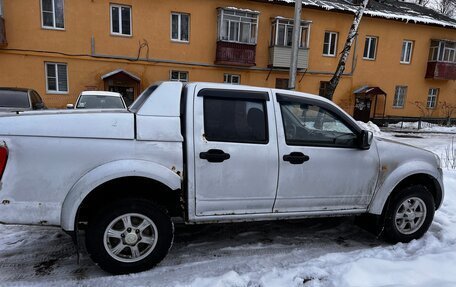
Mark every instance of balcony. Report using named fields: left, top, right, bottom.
left=0, top=16, right=6, bottom=46
left=215, top=41, right=256, bottom=67
left=269, top=46, right=309, bottom=69
left=425, top=62, right=456, bottom=80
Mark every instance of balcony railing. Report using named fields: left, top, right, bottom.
left=425, top=61, right=456, bottom=80
left=0, top=16, right=6, bottom=46
left=215, top=41, right=256, bottom=67
left=269, top=46, right=309, bottom=69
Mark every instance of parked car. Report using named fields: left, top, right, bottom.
left=0, top=82, right=443, bottom=274
left=0, top=87, right=46, bottom=112
left=67, top=91, right=127, bottom=109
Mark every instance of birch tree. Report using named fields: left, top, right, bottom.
left=325, top=0, right=369, bottom=100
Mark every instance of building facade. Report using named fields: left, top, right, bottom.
left=0, top=0, right=455, bottom=121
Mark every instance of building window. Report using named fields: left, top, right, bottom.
left=111, top=4, right=131, bottom=36
left=170, top=70, right=188, bottom=82
left=270, top=18, right=310, bottom=48
left=323, top=32, right=338, bottom=56
left=224, top=74, right=240, bottom=84
left=45, top=62, right=68, bottom=93
left=171, top=12, right=189, bottom=42
left=319, top=81, right=331, bottom=99
left=41, top=0, right=64, bottom=29
left=363, top=36, right=378, bottom=60
left=427, top=88, right=439, bottom=109
left=217, top=8, right=259, bottom=44
left=393, top=86, right=407, bottom=108
left=400, top=40, right=413, bottom=64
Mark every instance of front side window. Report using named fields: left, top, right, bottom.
left=170, top=70, right=188, bottom=82
left=204, top=97, right=267, bottom=144
left=45, top=62, right=68, bottom=93
left=224, top=74, right=240, bottom=84
left=270, top=18, right=310, bottom=48
left=400, top=40, right=413, bottom=64
left=323, top=31, right=338, bottom=56
left=279, top=100, right=357, bottom=148
left=393, top=86, right=407, bottom=108
left=111, top=4, right=131, bottom=36
left=427, top=88, right=439, bottom=109
left=363, top=36, right=378, bottom=60
left=217, top=8, right=258, bottom=44
left=171, top=12, right=189, bottom=42
left=41, top=0, right=64, bottom=29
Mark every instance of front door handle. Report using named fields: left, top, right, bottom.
left=200, top=149, right=231, bottom=163
left=283, top=152, right=310, bottom=164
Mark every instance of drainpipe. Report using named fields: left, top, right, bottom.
left=288, top=0, right=302, bottom=90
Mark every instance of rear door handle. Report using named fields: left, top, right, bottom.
left=200, top=149, right=231, bottom=163
left=283, top=152, right=310, bottom=164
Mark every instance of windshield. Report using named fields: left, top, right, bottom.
left=0, top=90, right=30, bottom=108
left=76, top=95, right=125, bottom=109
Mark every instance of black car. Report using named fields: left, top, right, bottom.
left=0, top=88, right=47, bottom=112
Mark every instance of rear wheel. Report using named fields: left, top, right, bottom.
left=86, top=199, right=173, bottom=274
left=383, top=185, right=435, bottom=243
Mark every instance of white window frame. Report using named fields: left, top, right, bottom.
left=171, top=12, right=190, bottom=42
left=45, top=62, right=68, bottom=94
left=427, top=88, right=439, bottom=109
left=363, top=36, right=378, bottom=60
left=271, top=18, right=310, bottom=48
left=40, top=0, right=65, bottom=30
left=170, top=70, right=188, bottom=82
left=393, top=86, right=407, bottom=108
left=110, top=4, right=132, bottom=36
left=400, top=40, right=413, bottom=64
left=217, top=8, right=259, bottom=45
left=224, top=74, right=241, bottom=84
left=428, top=40, right=456, bottom=63
left=323, top=31, right=338, bottom=57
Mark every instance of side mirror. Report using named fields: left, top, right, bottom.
left=66, top=104, right=74, bottom=109
left=359, top=130, right=373, bottom=150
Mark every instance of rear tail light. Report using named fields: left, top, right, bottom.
left=0, top=142, right=8, bottom=181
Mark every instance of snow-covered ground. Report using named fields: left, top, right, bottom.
left=1, top=126, right=456, bottom=287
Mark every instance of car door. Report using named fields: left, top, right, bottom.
left=193, top=87, right=279, bottom=216
left=273, top=93, right=380, bottom=213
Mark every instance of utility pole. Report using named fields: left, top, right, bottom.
left=288, top=0, right=302, bottom=90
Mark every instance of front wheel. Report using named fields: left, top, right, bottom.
left=85, top=199, right=174, bottom=274
left=383, top=185, right=435, bottom=243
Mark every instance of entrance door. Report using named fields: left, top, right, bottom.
left=353, top=96, right=372, bottom=122
left=273, top=93, right=379, bottom=212
left=109, top=86, right=135, bottom=107
left=193, top=88, right=279, bottom=216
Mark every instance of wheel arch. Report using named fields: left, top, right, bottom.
left=369, top=169, right=443, bottom=215
left=61, top=160, right=182, bottom=231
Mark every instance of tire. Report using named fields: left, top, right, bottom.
left=85, top=198, right=174, bottom=274
left=382, top=185, right=435, bottom=243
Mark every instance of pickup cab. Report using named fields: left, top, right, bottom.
left=0, top=82, right=444, bottom=274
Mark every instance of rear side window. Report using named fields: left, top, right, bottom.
left=204, top=97, right=268, bottom=144
left=0, top=90, right=30, bottom=108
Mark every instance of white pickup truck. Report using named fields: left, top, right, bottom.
left=0, top=82, right=443, bottom=274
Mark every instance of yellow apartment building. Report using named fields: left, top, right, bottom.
left=0, top=0, right=455, bottom=122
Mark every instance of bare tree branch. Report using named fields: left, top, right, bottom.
left=325, top=0, right=369, bottom=100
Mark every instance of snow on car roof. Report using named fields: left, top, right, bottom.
left=80, top=91, right=123, bottom=97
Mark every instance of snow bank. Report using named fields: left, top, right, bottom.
left=389, top=122, right=456, bottom=133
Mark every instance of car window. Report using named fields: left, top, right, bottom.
left=77, top=95, right=125, bottom=109
left=280, top=101, right=357, bottom=148
left=0, top=90, right=30, bottom=108
left=30, top=91, right=44, bottom=109
left=204, top=97, right=268, bottom=144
